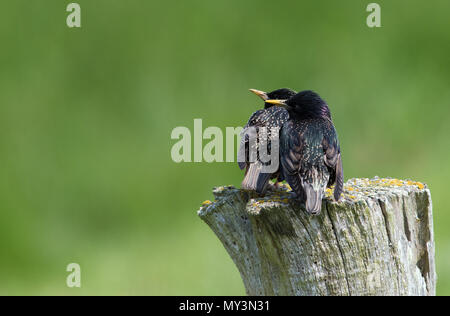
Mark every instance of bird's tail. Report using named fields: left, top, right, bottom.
left=241, top=162, right=271, bottom=194
left=333, top=154, right=344, bottom=202
left=241, top=162, right=261, bottom=191
left=304, top=184, right=325, bottom=215
left=302, top=168, right=329, bottom=215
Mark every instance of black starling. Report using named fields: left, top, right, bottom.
left=265, top=90, right=343, bottom=215
left=238, top=88, right=297, bottom=193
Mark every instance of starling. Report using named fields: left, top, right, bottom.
left=265, top=90, right=343, bottom=215
left=238, top=88, right=297, bottom=193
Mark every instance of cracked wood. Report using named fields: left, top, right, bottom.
left=198, top=177, right=436, bottom=296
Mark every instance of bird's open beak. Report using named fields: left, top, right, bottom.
left=265, top=99, right=288, bottom=107
left=249, top=89, right=269, bottom=101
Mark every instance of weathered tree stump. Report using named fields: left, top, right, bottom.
left=198, top=177, right=436, bottom=296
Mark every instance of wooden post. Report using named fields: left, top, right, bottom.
left=198, top=177, right=436, bottom=296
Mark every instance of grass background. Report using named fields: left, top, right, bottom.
left=0, top=0, right=449, bottom=295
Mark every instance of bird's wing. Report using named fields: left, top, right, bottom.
left=334, top=153, right=344, bottom=201
left=238, top=125, right=256, bottom=170
left=238, top=107, right=288, bottom=170
left=280, top=121, right=305, bottom=199
left=322, top=122, right=344, bottom=201
left=237, top=110, right=263, bottom=170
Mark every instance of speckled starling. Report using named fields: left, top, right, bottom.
left=238, top=88, right=297, bottom=193
left=265, top=90, right=343, bottom=215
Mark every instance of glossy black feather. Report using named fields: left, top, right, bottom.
left=238, top=88, right=296, bottom=193
left=280, top=91, right=343, bottom=214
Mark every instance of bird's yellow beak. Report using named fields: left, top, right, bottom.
left=265, top=99, right=288, bottom=107
left=249, top=89, right=269, bottom=101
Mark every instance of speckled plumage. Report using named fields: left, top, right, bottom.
left=278, top=90, right=343, bottom=215
left=238, top=88, right=296, bottom=193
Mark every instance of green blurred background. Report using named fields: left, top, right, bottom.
left=0, top=0, right=449, bottom=295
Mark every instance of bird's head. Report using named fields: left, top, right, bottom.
left=249, top=88, right=297, bottom=109
left=265, top=90, right=331, bottom=119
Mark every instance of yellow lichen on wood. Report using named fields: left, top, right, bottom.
left=201, top=200, right=213, bottom=207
